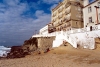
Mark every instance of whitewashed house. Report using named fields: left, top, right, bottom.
left=83, top=0, right=100, bottom=27
left=39, top=25, right=49, bottom=35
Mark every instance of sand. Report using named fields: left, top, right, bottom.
left=0, top=44, right=100, bottom=67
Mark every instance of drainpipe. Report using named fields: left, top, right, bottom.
left=94, top=6, right=99, bottom=25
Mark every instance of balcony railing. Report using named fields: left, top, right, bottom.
left=58, top=15, right=62, bottom=19
left=66, top=16, right=71, bottom=21
left=65, top=9, right=70, bottom=15
left=67, top=23, right=71, bottom=27
left=58, top=9, right=63, bottom=13
left=65, top=2, right=71, bottom=8
left=56, top=22, right=59, bottom=26
left=65, top=11, right=70, bottom=15
left=59, top=21, right=62, bottom=25
left=62, top=18, right=65, bottom=22
left=52, top=19, right=56, bottom=22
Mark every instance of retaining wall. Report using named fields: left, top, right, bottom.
left=37, top=36, right=55, bottom=51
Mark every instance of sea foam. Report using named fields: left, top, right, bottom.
left=0, top=46, right=11, bottom=57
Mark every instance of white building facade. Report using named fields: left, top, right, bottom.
left=39, top=25, right=49, bottom=35
left=83, top=0, right=100, bottom=27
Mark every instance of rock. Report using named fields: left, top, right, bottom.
left=22, top=37, right=38, bottom=52
left=6, top=46, right=29, bottom=59
left=6, top=37, right=38, bottom=59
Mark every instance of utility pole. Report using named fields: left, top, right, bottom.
left=94, top=6, right=99, bottom=25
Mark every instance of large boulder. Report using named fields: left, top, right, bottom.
left=22, top=37, right=38, bottom=52
left=7, top=46, right=29, bottom=58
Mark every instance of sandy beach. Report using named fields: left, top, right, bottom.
left=0, top=43, right=100, bottom=67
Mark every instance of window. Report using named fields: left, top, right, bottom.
left=88, top=6, right=92, bottom=13
left=64, top=24, right=66, bottom=28
left=98, top=2, right=100, bottom=8
left=89, top=17, right=93, bottom=23
left=76, top=22, right=77, bottom=25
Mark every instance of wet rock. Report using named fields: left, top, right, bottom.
left=7, top=46, right=29, bottom=59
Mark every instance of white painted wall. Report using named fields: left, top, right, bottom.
left=83, top=1, right=100, bottom=27
left=53, top=30, right=100, bottom=49
left=39, top=25, right=48, bottom=35
left=84, top=0, right=89, bottom=6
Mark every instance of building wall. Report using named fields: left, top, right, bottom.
left=71, top=5, right=82, bottom=20
left=37, top=37, right=55, bottom=51
left=83, top=0, right=100, bottom=27
left=71, top=20, right=83, bottom=28
left=84, top=0, right=89, bottom=6
left=39, top=25, right=48, bottom=34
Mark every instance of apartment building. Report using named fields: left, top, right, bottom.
left=48, top=0, right=84, bottom=33
left=83, top=0, right=100, bottom=27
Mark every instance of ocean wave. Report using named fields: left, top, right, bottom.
left=0, top=46, right=11, bottom=57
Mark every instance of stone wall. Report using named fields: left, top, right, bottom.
left=95, top=37, right=100, bottom=49
left=37, top=36, right=55, bottom=51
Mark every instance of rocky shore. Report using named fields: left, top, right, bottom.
left=6, top=36, right=55, bottom=58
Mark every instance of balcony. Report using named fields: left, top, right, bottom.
left=56, top=22, right=60, bottom=26
left=52, top=20, right=54, bottom=23
left=58, top=15, right=62, bottom=19
left=52, top=14, right=56, bottom=17
left=63, top=24, right=67, bottom=28
left=59, top=26, right=63, bottom=30
left=65, top=11, right=70, bottom=15
left=62, top=18, right=66, bottom=22
left=66, top=23, right=71, bottom=27
left=66, top=15, right=71, bottom=21
left=58, top=21, right=62, bottom=25
left=52, top=19, right=56, bottom=23
left=65, top=8, right=70, bottom=15
left=65, top=18, right=68, bottom=22
left=58, top=9, right=62, bottom=13
left=65, top=11, right=68, bottom=15
left=65, top=2, right=71, bottom=8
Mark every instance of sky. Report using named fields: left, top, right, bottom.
left=89, top=0, right=95, bottom=3
left=0, top=0, right=63, bottom=47
left=0, top=0, right=95, bottom=47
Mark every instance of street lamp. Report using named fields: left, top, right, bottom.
left=94, top=5, right=99, bottom=25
